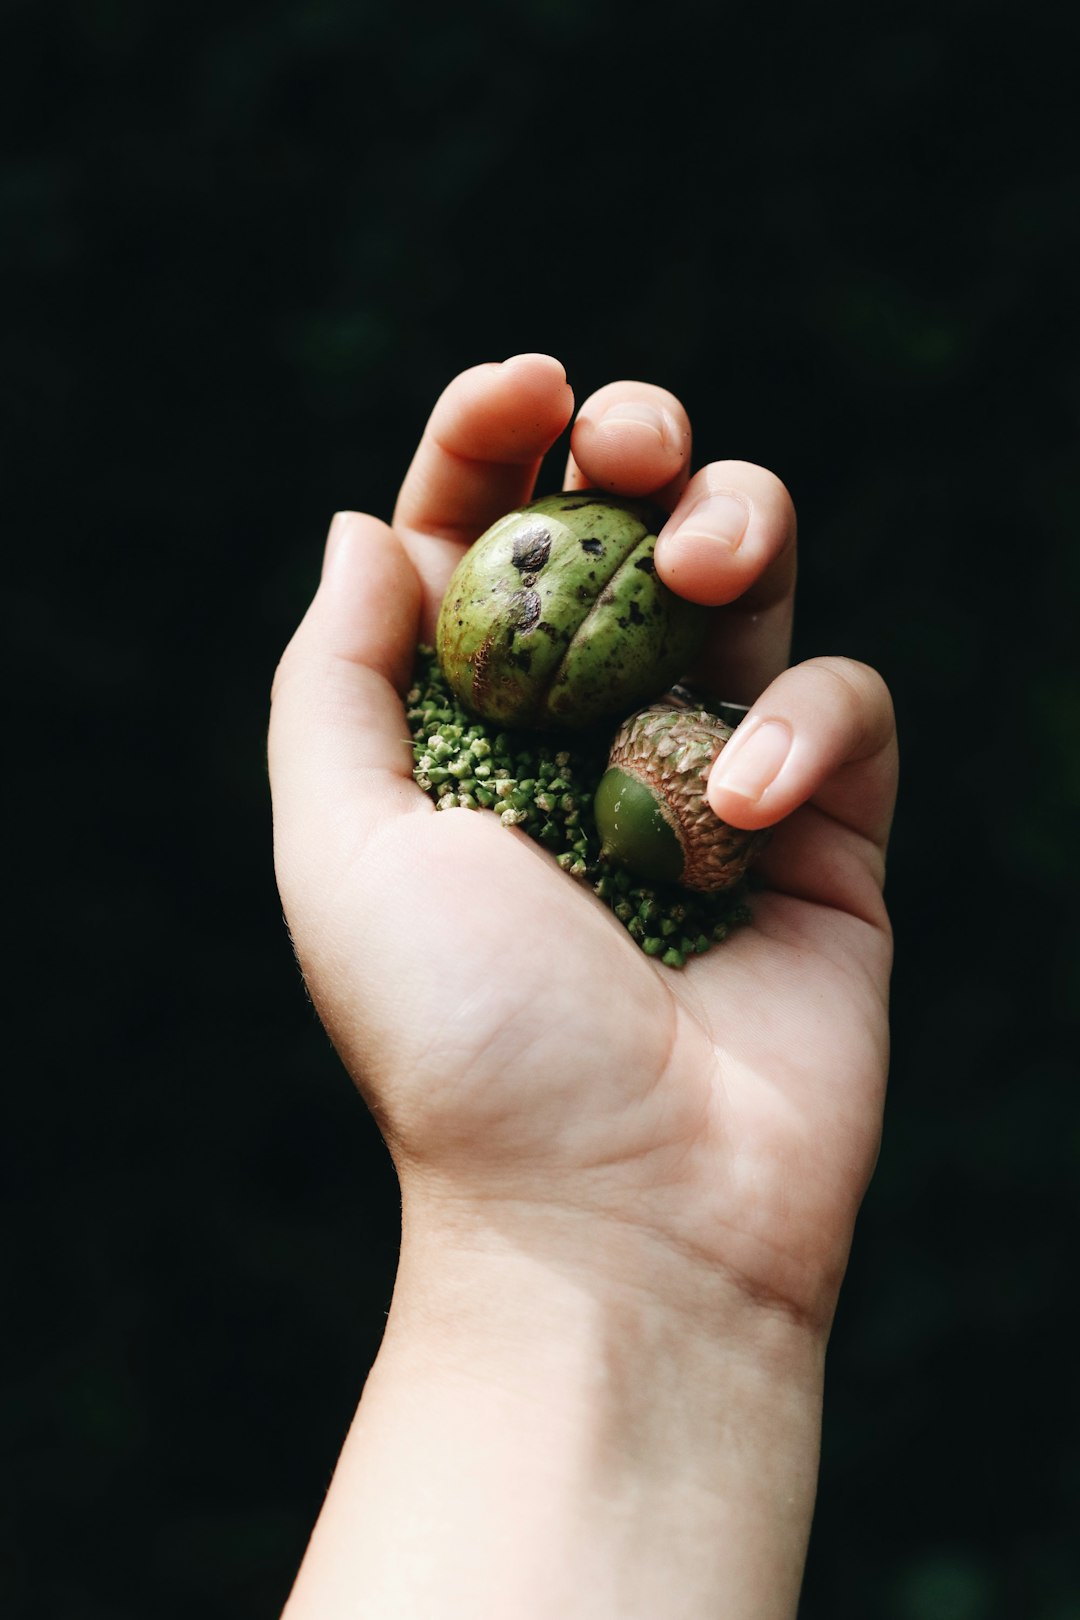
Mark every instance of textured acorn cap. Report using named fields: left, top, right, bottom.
left=597, top=702, right=767, bottom=893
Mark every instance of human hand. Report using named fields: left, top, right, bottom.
left=269, top=352, right=895, bottom=1334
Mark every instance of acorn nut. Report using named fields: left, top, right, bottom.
left=595, top=701, right=768, bottom=893
left=435, top=492, right=708, bottom=730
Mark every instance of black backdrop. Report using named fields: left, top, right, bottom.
left=5, top=1, right=1079, bottom=1615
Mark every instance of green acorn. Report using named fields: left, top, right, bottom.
left=435, top=491, right=707, bottom=730
left=594, top=699, right=768, bottom=893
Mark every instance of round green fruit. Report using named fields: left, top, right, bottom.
left=595, top=699, right=767, bottom=893
left=435, top=492, right=708, bottom=730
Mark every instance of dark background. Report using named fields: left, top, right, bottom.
left=5, top=0, right=1078, bottom=1615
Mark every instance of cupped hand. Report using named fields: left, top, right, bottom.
left=268, top=354, right=897, bottom=1332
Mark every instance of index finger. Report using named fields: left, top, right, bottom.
left=392, top=353, right=574, bottom=636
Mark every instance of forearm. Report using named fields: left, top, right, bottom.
left=283, top=1200, right=827, bottom=1620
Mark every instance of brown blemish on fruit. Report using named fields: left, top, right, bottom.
left=511, top=523, right=552, bottom=573
left=512, top=588, right=542, bottom=634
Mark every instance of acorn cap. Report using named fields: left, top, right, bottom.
left=596, top=702, right=767, bottom=893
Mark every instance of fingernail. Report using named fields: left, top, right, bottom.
left=711, top=718, right=792, bottom=802
left=600, top=401, right=669, bottom=442
left=665, top=491, right=750, bottom=553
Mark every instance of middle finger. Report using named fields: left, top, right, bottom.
left=563, top=379, right=693, bottom=507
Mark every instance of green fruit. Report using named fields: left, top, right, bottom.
left=595, top=699, right=767, bottom=892
left=435, top=492, right=708, bottom=730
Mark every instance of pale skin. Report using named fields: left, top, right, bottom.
left=269, top=353, right=897, bottom=1618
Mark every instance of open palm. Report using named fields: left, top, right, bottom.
left=269, top=354, right=897, bottom=1331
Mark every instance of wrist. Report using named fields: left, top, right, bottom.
left=289, top=1194, right=826, bottom=1619
left=392, top=1182, right=829, bottom=1390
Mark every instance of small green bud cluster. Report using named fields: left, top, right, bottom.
left=410, top=699, right=595, bottom=867
left=407, top=648, right=751, bottom=969
left=593, top=867, right=746, bottom=969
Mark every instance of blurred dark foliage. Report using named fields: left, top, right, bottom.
left=3, top=0, right=1078, bottom=1614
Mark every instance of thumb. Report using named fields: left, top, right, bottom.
left=706, top=657, right=898, bottom=926
left=268, top=511, right=424, bottom=892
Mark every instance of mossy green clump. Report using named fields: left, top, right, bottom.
left=407, top=647, right=751, bottom=969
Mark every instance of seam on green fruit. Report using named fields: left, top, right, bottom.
left=434, top=494, right=707, bottom=730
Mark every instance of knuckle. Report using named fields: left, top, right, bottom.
left=811, top=656, right=869, bottom=710
left=805, top=657, right=895, bottom=749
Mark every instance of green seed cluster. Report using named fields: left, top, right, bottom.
left=407, top=648, right=751, bottom=969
